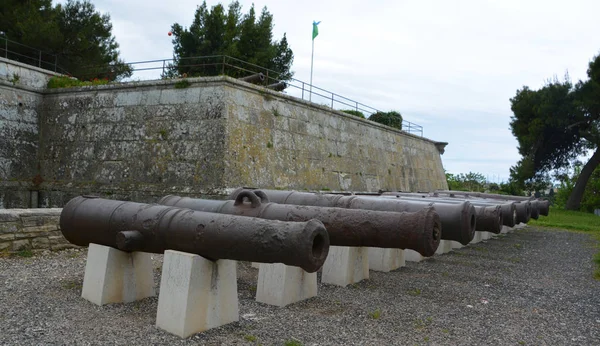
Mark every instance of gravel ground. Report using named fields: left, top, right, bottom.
left=1, top=226, right=599, bottom=346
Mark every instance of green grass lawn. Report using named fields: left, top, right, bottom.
left=529, top=208, right=600, bottom=232
left=529, top=207, right=600, bottom=278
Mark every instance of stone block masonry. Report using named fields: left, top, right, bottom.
left=2, top=58, right=449, bottom=207
left=0, top=208, right=75, bottom=252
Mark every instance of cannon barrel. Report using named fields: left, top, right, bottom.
left=59, top=196, right=329, bottom=272
left=385, top=193, right=517, bottom=228
left=432, top=190, right=544, bottom=220
left=375, top=195, right=504, bottom=233
left=238, top=72, right=265, bottom=84
left=158, top=190, right=441, bottom=257
left=266, top=81, right=287, bottom=91
left=229, top=188, right=476, bottom=246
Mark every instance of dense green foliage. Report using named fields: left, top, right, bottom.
left=509, top=52, right=600, bottom=210
left=341, top=110, right=365, bottom=118
left=368, top=111, right=403, bottom=130
left=554, top=164, right=600, bottom=213
left=0, top=0, right=131, bottom=81
left=168, top=1, right=293, bottom=82
left=47, top=75, right=109, bottom=88
left=445, top=171, right=525, bottom=196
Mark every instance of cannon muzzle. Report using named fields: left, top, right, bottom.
left=60, top=196, right=329, bottom=272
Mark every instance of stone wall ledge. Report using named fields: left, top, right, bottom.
left=0, top=208, right=75, bottom=253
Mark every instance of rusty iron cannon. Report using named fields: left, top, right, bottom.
left=373, top=194, right=505, bottom=233
left=228, top=188, right=476, bottom=246
left=59, top=196, right=330, bottom=272
left=382, top=192, right=517, bottom=228
left=158, top=190, right=441, bottom=257
left=430, top=192, right=532, bottom=224
left=434, top=190, right=549, bottom=217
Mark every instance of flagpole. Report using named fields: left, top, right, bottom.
left=309, top=38, right=314, bottom=102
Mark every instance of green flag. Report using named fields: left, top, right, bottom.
left=312, top=21, right=320, bottom=40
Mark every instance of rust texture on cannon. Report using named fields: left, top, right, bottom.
left=378, top=195, right=504, bottom=234
left=418, top=192, right=532, bottom=225
left=238, top=72, right=265, bottom=84
left=158, top=190, right=441, bottom=257
left=433, top=190, right=548, bottom=217
left=386, top=193, right=517, bottom=228
left=228, top=188, right=476, bottom=246
left=59, top=196, right=329, bottom=272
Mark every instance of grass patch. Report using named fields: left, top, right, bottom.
left=174, top=79, right=191, bottom=89
left=244, top=334, right=257, bottom=342
left=529, top=207, right=599, bottom=232
left=47, top=76, right=109, bottom=88
left=283, top=340, right=302, bottom=346
left=17, top=249, right=33, bottom=258
left=369, top=308, right=381, bottom=319
left=408, top=288, right=422, bottom=296
left=529, top=207, right=600, bottom=279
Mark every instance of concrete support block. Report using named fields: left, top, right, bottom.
left=404, top=249, right=425, bottom=262
left=435, top=240, right=453, bottom=255
left=450, top=241, right=464, bottom=249
left=251, top=262, right=260, bottom=269
left=470, top=232, right=483, bottom=244
left=368, top=248, right=405, bottom=272
left=81, top=243, right=155, bottom=306
left=480, top=232, right=492, bottom=240
left=513, top=223, right=526, bottom=230
left=255, top=263, right=317, bottom=307
left=501, top=226, right=511, bottom=234
left=321, top=246, right=368, bottom=286
left=156, top=250, right=238, bottom=338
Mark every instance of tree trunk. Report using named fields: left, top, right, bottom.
left=565, top=147, right=600, bottom=210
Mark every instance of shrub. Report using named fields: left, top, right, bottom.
left=47, top=76, right=109, bottom=89
left=341, top=109, right=365, bottom=118
left=368, top=110, right=403, bottom=130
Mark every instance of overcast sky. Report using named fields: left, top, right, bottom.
left=56, top=0, right=600, bottom=182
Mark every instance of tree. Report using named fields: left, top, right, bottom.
left=368, top=111, right=403, bottom=130
left=509, top=53, right=600, bottom=210
left=554, top=163, right=600, bottom=212
left=169, top=1, right=294, bottom=82
left=0, top=0, right=131, bottom=81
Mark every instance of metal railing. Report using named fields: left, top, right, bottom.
left=0, top=36, right=423, bottom=136
left=0, top=34, right=70, bottom=75
left=120, top=55, right=424, bottom=136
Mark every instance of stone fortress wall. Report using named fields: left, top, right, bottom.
left=1, top=58, right=448, bottom=209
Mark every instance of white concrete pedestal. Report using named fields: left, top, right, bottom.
left=404, top=249, right=425, bottom=262
left=255, top=263, right=317, bottom=307
left=321, top=246, right=368, bottom=286
left=251, top=262, right=260, bottom=269
left=470, top=232, right=483, bottom=244
left=368, top=248, right=405, bottom=272
left=480, top=232, right=492, bottom=241
left=81, top=243, right=155, bottom=306
left=156, top=250, right=238, bottom=338
left=435, top=240, right=453, bottom=255
left=450, top=241, right=464, bottom=249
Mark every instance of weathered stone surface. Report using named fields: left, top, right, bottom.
left=0, top=233, right=15, bottom=241
left=21, top=224, right=58, bottom=233
left=51, top=243, right=78, bottom=251
left=32, top=237, right=50, bottom=249
left=3, top=67, right=448, bottom=207
left=0, top=222, right=19, bottom=234
left=15, top=231, right=48, bottom=239
left=12, top=239, right=31, bottom=251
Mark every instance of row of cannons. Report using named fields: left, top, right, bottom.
left=60, top=188, right=549, bottom=338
